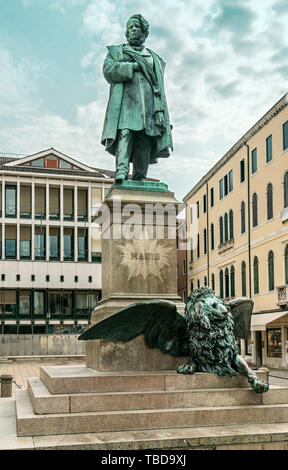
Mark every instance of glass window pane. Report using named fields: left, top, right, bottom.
left=33, top=291, right=44, bottom=316
left=31, top=157, right=44, bottom=167
left=252, top=148, right=257, bottom=174
left=283, top=121, right=288, bottom=151
left=266, top=135, right=272, bottom=163
left=19, top=291, right=30, bottom=316
left=5, top=186, right=16, bottom=217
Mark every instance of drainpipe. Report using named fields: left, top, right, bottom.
left=245, top=143, right=252, bottom=299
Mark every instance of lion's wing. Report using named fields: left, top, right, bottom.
left=228, top=297, right=254, bottom=340
left=78, top=300, right=189, bottom=356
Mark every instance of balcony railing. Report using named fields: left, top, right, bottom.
left=276, top=285, right=288, bottom=307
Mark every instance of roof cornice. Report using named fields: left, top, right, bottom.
left=183, top=93, right=288, bottom=203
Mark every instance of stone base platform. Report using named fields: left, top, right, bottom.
left=13, top=364, right=288, bottom=448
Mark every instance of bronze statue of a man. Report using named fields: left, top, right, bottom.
left=101, top=14, right=173, bottom=182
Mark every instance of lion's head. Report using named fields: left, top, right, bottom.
left=185, top=287, right=232, bottom=331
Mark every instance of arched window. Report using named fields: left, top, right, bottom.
left=225, top=267, right=230, bottom=298
left=241, top=261, right=246, bottom=296
left=285, top=245, right=288, bottom=285
left=229, top=210, right=234, bottom=239
left=241, top=201, right=246, bottom=234
left=219, top=217, right=223, bottom=244
left=254, top=256, right=259, bottom=294
left=203, top=229, right=207, bottom=255
left=211, top=273, right=215, bottom=291
left=190, top=280, right=194, bottom=293
left=284, top=171, right=288, bottom=209
left=230, top=265, right=235, bottom=297
left=252, top=193, right=258, bottom=227
left=224, top=213, right=229, bottom=242
left=267, top=183, right=273, bottom=220
left=197, top=279, right=200, bottom=289
left=268, top=250, right=274, bottom=291
left=210, top=223, right=214, bottom=250
left=204, top=276, right=207, bottom=286
left=197, top=234, right=200, bottom=258
left=220, top=270, right=224, bottom=298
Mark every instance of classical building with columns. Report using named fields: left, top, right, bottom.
left=184, top=93, right=288, bottom=369
left=0, top=148, right=114, bottom=338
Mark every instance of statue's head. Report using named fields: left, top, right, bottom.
left=125, top=14, right=149, bottom=47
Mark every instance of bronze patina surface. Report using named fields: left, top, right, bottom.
left=101, top=14, right=173, bottom=182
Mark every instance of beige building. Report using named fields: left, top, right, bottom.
left=0, top=147, right=114, bottom=344
left=184, top=93, right=288, bottom=369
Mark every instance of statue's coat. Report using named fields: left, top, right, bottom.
left=101, top=44, right=173, bottom=164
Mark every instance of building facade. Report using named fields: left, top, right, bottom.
left=176, top=219, right=187, bottom=303
left=0, top=148, right=114, bottom=339
left=184, top=93, right=288, bottom=369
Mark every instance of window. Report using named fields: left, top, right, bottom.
left=268, top=250, right=274, bottom=291
left=241, top=261, right=246, bottom=297
left=5, top=226, right=16, bottom=259
left=224, top=174, right=228, bottom=196
left=284, top=172, right=288, bottom=208
left=210, top=224, right=214, bottom=250
left=229, top=210, right=234, bottom=239
left=88, top=276, right=92, bottom=283
left=203, top=194, right=207, bottom=213
left=46, top=275, right=50, bottom=282
left=49, top=230, right=60, bottom=261
left=197, top=279, right=200, bottom=289
left=190, top=206, right=193, bottom=224
left=1, top=274, right=5, bottom=281
left=219, top=179, right=224, bottom=200
left=190, top=238, right=193, bottom=261
left=20, top=227, right=31, bottom=259
left=252, top=193, right=258, bottom=227
left=35, top=228, right=46, bottom=260
left=283, top=120, right=288, bottom=151
left=197, top=234, right=200, bottom=258
left=183, top=259, right=186, bottom=274
left=228, top=170, right=233, bottom=192
left=74, top=275, right=78, bottom=283
left=266, top=135, right=272, bottom=163
left=252, top=148, right=257, bottom=174
left=16, top=274, right=20, bottom=282
left=230, top=266, right=235, bottom=297
left=60, top=275, right=64, bottom=283
left=5, top=186, right=17, bottom=217
left=254, top=256, right=259, bottom=294
left=33, top=291, right=44, bottom=316
left=267, top=183, right=273, bottom=220
left=203, top=229, right=207, bottom=255
left=219, top=270, right=224, bottom=298
left=196, top=201, right=199, bottom=218
left=224, top=213, right=229, bottom=242
left=210, top=187, right=214, bottom=207
left=240, top=159, right=245, bottom=183
left=225, top=268, right=230, bottom=298
left=78, top=229, right=88, bottom=261
left=219, top=217, right=223, bottom=244
left=31, top=275, right=35, bottom=282
left=211, top=273, right=215, bottom=291
left=190, top=281, right=194, bottom=292
left=31, top=157, right=44, bottom=167
left=35, top=187, right=46, bottom=219
left=204, top=276, right=207, bottom=287
left=241, top=201, right=246, bottom=234
left=19, top=290, right=30, bottom=316
left=64, top=229, right=74, bottom=260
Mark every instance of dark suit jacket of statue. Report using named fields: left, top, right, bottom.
left=101, top=44, right=173, bottom=164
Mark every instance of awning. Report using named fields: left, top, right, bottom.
left=251, top=311, right=288, bottom=331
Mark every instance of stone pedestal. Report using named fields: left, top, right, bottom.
left=86, top=181, right=186, bottom=371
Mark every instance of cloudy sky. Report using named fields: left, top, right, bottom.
left=1, top=0, right=288, bottom=201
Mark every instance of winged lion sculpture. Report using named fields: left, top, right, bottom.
left=79, top=287, right=269, bottom=393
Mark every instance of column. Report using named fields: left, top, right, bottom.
left=31, top=179, right=35, bottom=219
left=60, top=182, right=64, bottom=222
left=88, top=185, right=91, bottom=262
left=17, top=178, right=20, bottom=219
left=46, top=181, right=49, bottom=222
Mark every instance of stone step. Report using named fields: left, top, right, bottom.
left=28, top=377, right=276, bottom=414
left=39, top=365, right=268, bottom=395
left=16, top=388, right=288, bottom=437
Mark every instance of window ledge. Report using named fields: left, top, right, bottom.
left=218, top=238, right=234, bottom=254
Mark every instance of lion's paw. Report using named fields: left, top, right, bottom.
left=248, top=376, right=269, bottom=393
left=177, top=364, right=195, bottom=375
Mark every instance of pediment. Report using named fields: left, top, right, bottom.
left=3, top=148, right=94, bottom=172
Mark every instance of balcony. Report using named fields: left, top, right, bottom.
left=276, top=285, right=288, bottom=308
left=218, top=238, right=234, bottom=254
